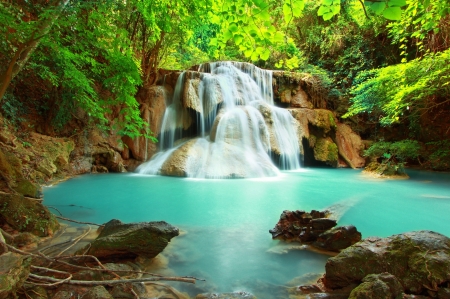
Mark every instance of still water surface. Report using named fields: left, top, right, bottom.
left=44, top=168, right=450, bottom=297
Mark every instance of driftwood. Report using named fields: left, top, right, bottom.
left=1, top=227, right=199, bottom=297
left=55, top=215, right=103, bottom=227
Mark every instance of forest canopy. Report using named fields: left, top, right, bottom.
left=0, top=0, right=449, bottom=147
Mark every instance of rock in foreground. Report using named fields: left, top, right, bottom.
left=86, top=219, right=179, bottom=260
left=323, top=231, right=450, bottom=297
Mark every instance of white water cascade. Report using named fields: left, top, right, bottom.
left=137, top=61, right=301, bottom=178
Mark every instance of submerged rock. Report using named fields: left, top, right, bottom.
left=195, top=291, right=257, bottom=299
left=323, top=231, right=450, bottom=296
left=85, top=219, right=179, bottom=261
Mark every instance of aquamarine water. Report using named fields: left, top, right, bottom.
left=43, top=168, right=450, bottom=298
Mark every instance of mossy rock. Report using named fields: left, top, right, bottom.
left=348, top=273, right=403, bottom=299
left=0, top=193, right=60, bottom=237
left=312, top=137, right=338, bottom=166
left=0, top=149, right=42, bottom=197
left=0, top=253, right=32, bottom=299
left=363, top=162, right=408, bottom=178
left=324, top=231, right=450, bottom=295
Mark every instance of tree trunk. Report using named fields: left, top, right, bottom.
left=0, top=0, right=70, bottom=101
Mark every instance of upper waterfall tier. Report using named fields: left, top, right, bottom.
left=137, top=61, right=301, bottom=178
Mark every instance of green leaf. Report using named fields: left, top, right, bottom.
left=382, top=6, right=402, bottom=20
left=388, top=0, right=406, bottom=7
left=233, top=34, right=243, bottom=45
left=292, top=2, right=304, bottom=17
left=322, top=0, right=333, bottom=5
left=283, top=3, right=291, bottom=18
left=273, top=31, right=284, bottom=42
left=322, top=12, right=335, bottom=20
left=331, top=4, right=340, bottom=14
left=253, top=0, right=266, bottom=8
left=209, top=38, right=217, bottom=46
left=223, top=29, right=233, bottom=40
left=260, top=48, right=270, bottom=60
left=369, top=2, right=386, bottom=14
left=244, top=49, right=253, bottom=58
left=229, top=23, right=238, bottom=33
left=317, top=5, right=331, bottom=16
left=260, top=9, right=271, bottom=20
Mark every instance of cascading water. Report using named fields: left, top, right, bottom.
left=137, top=61, right=301, bottom=178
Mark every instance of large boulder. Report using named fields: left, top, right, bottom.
left=0, top=193, right=60, bottom=237
left=86, top=219, right=179, bottom=260
left=323, top=231, right=450, bottom=296
left=0, top=252, right=32, bottom=299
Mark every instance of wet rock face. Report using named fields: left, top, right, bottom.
left=335, top=123, right=365, bottom=169
left=269, top=210, right=361, bottom=252
left=86, top=219, right=179, bottom=261
left=323, top=231, right=450, bottom=296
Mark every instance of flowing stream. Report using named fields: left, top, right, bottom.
left=44, top=169, right=450, bottom=298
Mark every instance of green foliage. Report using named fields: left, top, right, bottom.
left=1, top=93, right=26, bottom=126
left=425, top=140, right=450, bottom=170
left=344, top=49, right=450, bottom=125
left=387, top=0, right=450, bottom=60
left=364, top=140, right=420, bottom=162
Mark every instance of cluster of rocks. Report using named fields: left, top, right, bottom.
left=269, top=209, right=362, bottom=252
left=297, top=230, right=450, bottom=299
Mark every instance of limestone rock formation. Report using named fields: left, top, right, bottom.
left=0, top=252, right=32, bottom=299
left=0, top=193, right=59, bottom=237
left=86, top=219, right=179, bottom=260
left=123, top=85, right=171, bottom=163
left=323, top=231, right=450, bottom=297
left=335, top=123, right=365, bottom=168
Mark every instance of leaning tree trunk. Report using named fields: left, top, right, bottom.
left=0, top=0, right=69, bottom=101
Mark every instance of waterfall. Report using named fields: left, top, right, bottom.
left=137, top=61, right=301, bottom=178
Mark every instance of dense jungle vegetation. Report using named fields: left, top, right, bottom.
left=1, top=0, right=449, bottom=170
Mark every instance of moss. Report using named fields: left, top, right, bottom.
left=313, top=137, right=338, bottom=166
left=0, top=194, right=60, bottom=237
